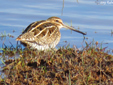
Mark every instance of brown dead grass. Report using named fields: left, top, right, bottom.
left=0, top=43, right=113, bottom=85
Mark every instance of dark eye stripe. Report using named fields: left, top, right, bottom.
left=56, top=20, right=59, bottom=22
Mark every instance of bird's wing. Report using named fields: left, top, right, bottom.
left=17, top=21, right=60, bottom=45
left=32, top=22, right=60, bottom=45
left=22, top=20, right=45, bottom=34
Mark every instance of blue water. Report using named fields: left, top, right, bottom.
left=0, top=0, right=113, bottom=50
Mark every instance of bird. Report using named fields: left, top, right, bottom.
left=16, top=16, right=86, bottom=50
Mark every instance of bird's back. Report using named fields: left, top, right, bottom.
left=16, top=20, right=61, bottom=50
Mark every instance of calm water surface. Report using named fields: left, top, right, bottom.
left=0, top=0, right=113, bottom=50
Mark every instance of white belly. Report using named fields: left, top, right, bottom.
left=28, top=35, right=61, bottom=50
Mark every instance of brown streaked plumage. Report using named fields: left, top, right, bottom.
left=16, top=16, right=86, bottom=50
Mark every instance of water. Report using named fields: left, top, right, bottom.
left=0, top=0, right=113, bottom=49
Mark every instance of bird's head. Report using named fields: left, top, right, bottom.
left=47, top=16, right=86, bottom=35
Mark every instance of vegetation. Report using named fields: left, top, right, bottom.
left=0, top=31, right=14, bottom=40
left=0, top=41, right=113, bottom=85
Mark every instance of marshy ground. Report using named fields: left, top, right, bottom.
left=0, top=41, right=113, bottom=85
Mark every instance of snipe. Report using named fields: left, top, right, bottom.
left=16, top=16, right=86, bottom=50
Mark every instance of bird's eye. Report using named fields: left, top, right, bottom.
left=56, top=20, right=59, bottom=22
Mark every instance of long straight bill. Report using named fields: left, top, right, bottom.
left=64, top=25, right=86, bottom=35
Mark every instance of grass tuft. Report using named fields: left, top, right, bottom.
left=0, top=41, right=113, bottom=85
